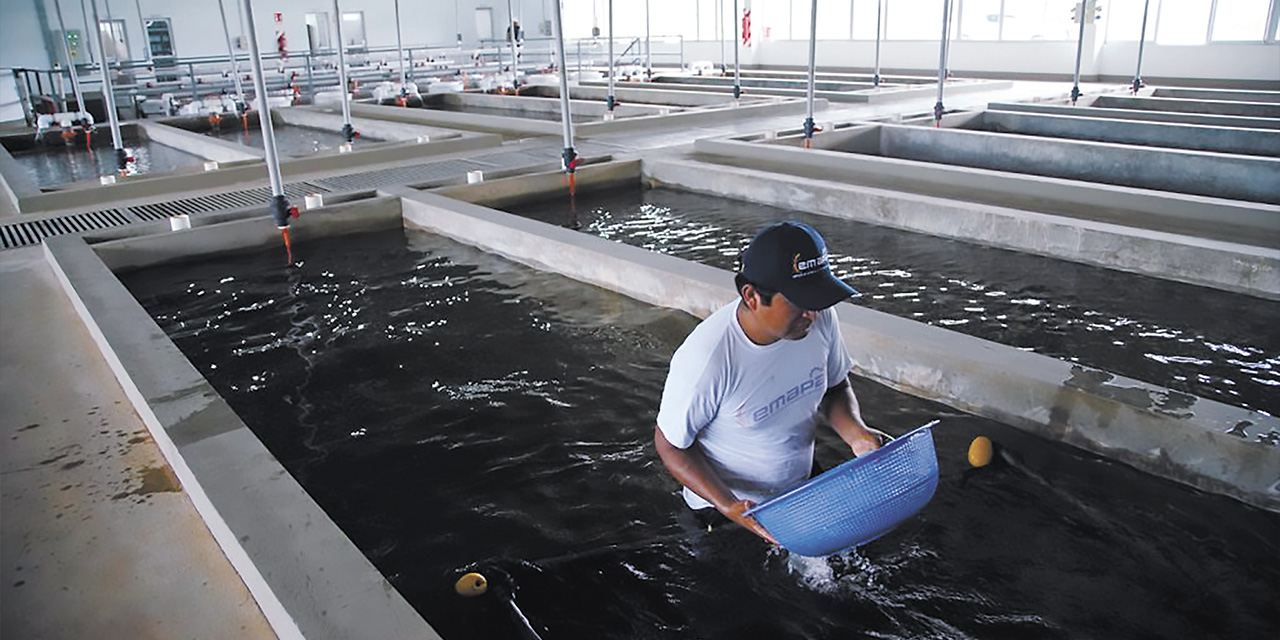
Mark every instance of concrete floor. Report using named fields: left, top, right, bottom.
left=0, top=78, right=1214, bottom=638
left=0, top=246, right=275, bottom=639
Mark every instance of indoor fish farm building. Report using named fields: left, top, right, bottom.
left=2, top=1, right=1278, bottom=639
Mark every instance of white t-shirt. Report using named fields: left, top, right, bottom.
left=657, top=300, right=854, bottom=510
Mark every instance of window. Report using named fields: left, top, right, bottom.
left=852, top=0, right=884, bottom=40
left=145, top=18, right=173, bottom=58
left=1211, top=0, right=1272, bottom=41
left=98, top=19, right=129, bottom=62
left=1103, top=0, right=1154, bottom=42
left=815, top=0, right=852, bottom=40
left=958, top=0, right=1003, bottom=40
left=1001, top=0, right=1078, bottom=41
left=305, top=12, right=330, bottom=53
left=342, top=11, right=367, bottom=51
left=886, top=0, right=945, bottom=39
left=1155, top=0, right=1212, bottom=44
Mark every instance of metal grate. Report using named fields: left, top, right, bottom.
left=0, top=209, right=133, bottom=249
left=123, top=182, right=329, bottom=221
left=315, top=159, right=491, bottom=192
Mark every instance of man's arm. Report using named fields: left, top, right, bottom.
left=819, top=378, right=881, bottom=457
left=653, top=426, right=777, bottom=544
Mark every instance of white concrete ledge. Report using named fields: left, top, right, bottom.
left=42, top=197, right=440, bottom=640
left=688, top=139, right=1279, bottom=299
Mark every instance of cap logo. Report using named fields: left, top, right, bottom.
left=792, top=252, right=828, bottom=278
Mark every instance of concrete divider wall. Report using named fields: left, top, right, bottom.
left=970, top=110, right=1280, bottom=157
left=15, top=132, right=501, bottom=214
left=670, top=146, right=1280, bottom=298
left=696, top=135, right=1280, bottom=250
left=279, top=107, right=462, bottom=142
left=43, top=197, right=440, bottom=639
left=351, top=102, right=563, bottom=137
left=1093, top=95, right=1280, bottom=119
left=1152, top=87, right=1280, bottom=104
left=524, top=83, right=774, bottom=107
left=435, top=158, right=641, bottom=209
left=877, top=123, right=1280, bottom=204
left=988, top=101, right=1280, bottom=130
left=0, top=143, right=41, bottom=212
left=434, top=91, right=664, bottom=118
left=399, top=173, right=1280, bottom=512
left=137, top=120, right=264, bottom=163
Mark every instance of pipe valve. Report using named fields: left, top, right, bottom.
left=271, top=194, right=298, bottom=229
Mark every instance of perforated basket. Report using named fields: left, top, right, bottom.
left=744, top=423, right=939, bottom=557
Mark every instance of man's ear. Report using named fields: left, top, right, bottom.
left=739, top=283, right=758, bottom=310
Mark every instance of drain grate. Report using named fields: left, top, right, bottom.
left=124, top=182, right=329, bottom=221
left=0, top=181, right=329, bottom=250
left=1, top=209, right=133, bottom=249
left=315, top=159, right=490, bottom=192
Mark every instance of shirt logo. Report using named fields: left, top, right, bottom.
left=750, top=367, right=824, bottom=423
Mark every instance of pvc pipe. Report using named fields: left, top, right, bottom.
left=550, top=0, right=577, bottom=172
left=1132, top=0, right=1151, bottom=93
left=216, top=0, right=247, bottom=106
left=396, top=0, right=408, bottom=90
left=133, top=0, right=150, bottom=62
left=873, top=0, right=883, bottom=87
left=607, top=0, right=615, bottom=112
left=80, top=0, right=96, bottom=64
left=53, top=0, right=89, bottom=118
left=241, top=0, right=285, bottom=202
left=89, top=0, right=125, bottom=159
left=803, top=0, right=817, bottom=144
left=645, top=0, right=651, bottom=78
left=933, top=0, right=952, bottom=124
left=1071, top=0, right=1087, bottom=104
left=332, top=0, right=355, bottom=141
left=733, top=0, right=740, bottom=101
left=505, top=0, right=518, bottom=90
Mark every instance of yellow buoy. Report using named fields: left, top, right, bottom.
left=968, top=436, right=994, bottom=468
left=455, top=572, right=488, bottom=597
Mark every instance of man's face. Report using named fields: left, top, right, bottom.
left=760, top=292, right=817, bottom=342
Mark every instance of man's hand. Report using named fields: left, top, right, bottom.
left=721, top=499, right=778, bottom=545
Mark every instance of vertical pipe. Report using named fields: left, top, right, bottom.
left=1132, top=0, right=1150, bottom=93
left=241, top=0, right=290, bottom=227
left=733, top=0, right=741, bottom=100
left=217, top=0, right=247, bottom=108
left=134, top=0, right=150, bottom=62
left=932, top=0, right=952, bottom=125
left=645, top=0, right=652, bottom=78
left=54, top=0, right=90, bottom=119
left=550, top=0, right=577, bottom=178
left=89, top=0, right=126, bottom=167
left=718, top=0, right=725, bottom=73
left=803, top=0, right=817, bottom=146
left=607, top=0, right=615, bottom=112
left=396, top=0, right=409, bottom=92
left=506, top=0, right=518, bottom=90
left=1071, top=0, right=1087, bottom=104
left=80, top=0, right=97, bottom=64
left=873, top=0, right=883, bottom=86
left=332, top=0, right=355, bottom=142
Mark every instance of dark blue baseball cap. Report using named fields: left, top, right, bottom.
left=739, top=221, right=859, bottom=311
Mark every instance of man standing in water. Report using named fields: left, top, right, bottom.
left=654, top=221, right=881, bottom=542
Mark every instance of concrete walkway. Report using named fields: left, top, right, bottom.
left=0, top=246, right=275, bottom=639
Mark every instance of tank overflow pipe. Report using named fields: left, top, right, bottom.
left=216, top=0, right=248, bottom=119
left=606, top=0, right=615, bottom=113
left=733, top=0, right=741, bottom=102
left=241, top=0, right=297, bottom=262
left=89, top=0, right=128, bottom=171
left=332, top=0, right=357, bottom=143
left=933, top=0, right=953, bottom=126
left=550, top=0, right=579, bottom=194
left=803, top=0, right=817, bottom=148
left=1070, top=0, right=1088, bottom=105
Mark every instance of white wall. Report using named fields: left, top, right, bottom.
left=1, top=0, right=55, bottom=123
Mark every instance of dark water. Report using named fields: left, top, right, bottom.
left=209, top=124, right=355, bottom=157
left=119, top=228, right=1278, bottom=640
left=511, top=187, right=1280, bottom=417
left=8, top=136, right=204, bottom=187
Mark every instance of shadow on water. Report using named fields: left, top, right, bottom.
left=118, top=228, right=1279, bottom=640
